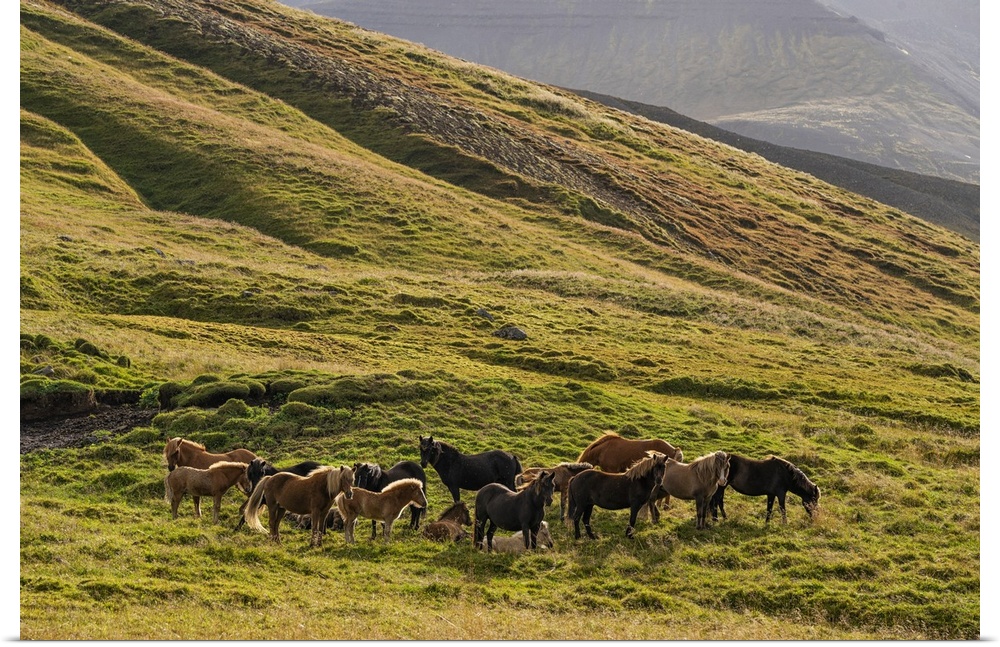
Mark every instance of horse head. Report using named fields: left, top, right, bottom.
left=246, top=458, right=270, bottom=489
left=536, top=521, right=554, bottom=549
left=353, top=462, right=380, bottom=489
left=533, top=470, right=556, bottom=507
left=418, top=436, right=440, bottom=468
left=163, top=437, right=182, bottom=471
left=412, top=483, right=428, bottom=508
left=337, top=465, right=354, bottom=499
left=803, top=484, right=821, bottom=518
left=715, top=451, right=730, bottom=487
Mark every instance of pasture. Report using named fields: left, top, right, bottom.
left=19, top=374, right=979, bottom=640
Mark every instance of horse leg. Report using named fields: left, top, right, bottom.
left=192, top=496, right=201, bottom=519
left=268, top=505, right=285, bottom=541
left=449, top=485, right=461, bottom=503
left=170, top=493, right=182, bottom=519
left=696, top=497, right=708, bottom=530
left=383, top=518, right=394, bottom=541
left=583, top=505, right=598, bottom=540
left=485, top=520, right=496, bottom=552
left=212, top=494, right=223, bottom=524
left=765, top=495, right=776, bottom=523
left=626, top=502, right=642, bottom=538
left=778, top=492, right=788, bottom=524
left=559, top=490, right=567, bottom=522
left=409, top=504, right=421, bottom=530
left=370, top=519, right=378, bottom=541
left=523, top=525, right=534, bottom=550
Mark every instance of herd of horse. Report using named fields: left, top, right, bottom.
left=161, top=431, right=821, bottom=551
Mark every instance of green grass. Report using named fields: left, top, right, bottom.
left=19, top=0, right=979, bottom=639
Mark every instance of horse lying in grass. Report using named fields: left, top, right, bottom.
left=422, top=501, right=473, bottom=542
left=478, top=521, right=554, bottom=553
left=659, top=451, right=730, bottom=530
left=336, top=478, right=427, bottom=543
left=710, top=454, right=820, bottom=524
left=243, top=465, right=354, bottom=548
left=566, top=452, right=667, bottom=540
left=516, top=462, right=592, bottom=521
left=164, top=461, right=249, bottom=523
left=163, top=437, right=256, bottom=494
left=474, top=470, right=555, bottom=552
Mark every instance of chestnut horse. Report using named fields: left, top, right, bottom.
left=164, top=461, right=249, bottom=523
left=243, top=465, right=354, bottom=547
left=516, top=462, right=593, bottom=521
left=422, top=501, right=473, bottom=542
left=659, top=451, right=730, bottom=530
left=163, top=437, right=256, bottom=494
left=336, top=478, right=427, bottom=543
left=576, top=433, right=682, bottom=516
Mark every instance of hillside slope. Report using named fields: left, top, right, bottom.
left=286, top=0, right=979, bottom=184
left=19, top=0, right=979, bottom=640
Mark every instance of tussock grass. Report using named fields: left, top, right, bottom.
left=19, top=0, right=978, bottom=639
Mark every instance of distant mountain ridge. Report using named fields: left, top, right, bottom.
left=286, top=0, right=979, bottom=184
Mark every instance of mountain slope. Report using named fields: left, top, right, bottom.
left=19, top=0, right=979, bottom=640
left=286, top=0, right=979, bottom=184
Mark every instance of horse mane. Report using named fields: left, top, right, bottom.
left=382, top=477, right=423, bottom=493
left=306, top=465, right=335, bottom=477
left=772, top=456, right=817, bottom=496
left=179, top=438, right=206, bottom=451
left=689, top=451, right=725, bottom=480
left=208, top=461, right=248, bottom=471
left=557, top=461, right=593, bottom=470
left=624, top=452, right=665, bottom=480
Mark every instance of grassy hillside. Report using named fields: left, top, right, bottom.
left=20, top=0, right=979, bottom=639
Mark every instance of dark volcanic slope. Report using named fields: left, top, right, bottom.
left=287, top=0, right=979, bottom=184
left=572, top=89, right=979, bottom=242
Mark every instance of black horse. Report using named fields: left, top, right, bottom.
left=233, top=458, right=322, bottom=531
left=709, top=454, right=820, bottom=524
left=474, top=470, right=555, bottom=551
left=418, top=435, right=522, bottom=503
left=566, top=452, right=668, bottom=539
left=352, top=460, right=427, bottom=537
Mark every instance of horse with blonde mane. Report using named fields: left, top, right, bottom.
left=164, top=461, right=249, bottom=523
left=336, top=478, right=427, bottom=543
left=243, top=465, right=354, bottom=547
left=516, top=462, right=593, bottom=521
left=659, top=451, right=730, bottom=530
left=163, top=437, right=256, bottom=494
left=422, top=501, right=473, bottom=542
left=566, top=451, right=668, bottom=540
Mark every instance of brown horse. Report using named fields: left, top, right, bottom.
left=576, top=433, right=682, bottom=516
left=566, top=452, right=668, bottom=539
left=336, top=478, right=427, bottom=543
left=422, top=501, right=473, bottom=542
left=243, top=465, right=354, bottom=547
left=659, top=451, right=730, bottom=530
left=516, top=462, right=593, bottom=521
left=163, top=437, right=256, bottom=494
left=164, top=461, right=249, bottom=523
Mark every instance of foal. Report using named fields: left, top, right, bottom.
left=164, top=461, right=249, bottom=523
left=336, top=478, right=427, bottom=543
left=422, top=501, right=473, bottom=542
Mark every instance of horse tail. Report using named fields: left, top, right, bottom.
left=565, top=481, right=577, bottom=528
left=163, top=474, right=173, bottom=504
left=243, top=476, right=270, bottom=533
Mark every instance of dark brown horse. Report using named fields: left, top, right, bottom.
left=419, top=435, right=522, bottom=503
left=710, top=454, right=820, bottom=523
left=163, top=437, right=256, bottom=494
left=576, top=433, right=682, bottom=516
left=422, top=501, right=473, bottom=542
left=243, top=465, right=354, bottom=547
left=474, top=471, right=555, bottom=551
left=566, top=452, right=668, bottom=540
left=516, top=462, right=593, bottom=521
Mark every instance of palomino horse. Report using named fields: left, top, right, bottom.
left=419, top=435, right=522, bottom=503
left=576, top=433, right=682, bottom=516
left=233, top=458, right=323, bottom=531
left=660, top=451, right=730, bottom=530
left=243, top=465, right=354, bottom=547
left=474, top=470, right=555, bottom=552
left=353, top=460, right=427, bottom=536
left=566, top=451, right=668, bottom=540
left=164, top=461, right=249, bottom=523
left=710, top=454, right=820, bottom=524
left=479, top=520, right=554, bottom=553
left=163, top=437, right=256, bottom=494
left=422, top=501, right=473, bottom=542
left=516, top=462, right=593, bottom=521
left=336, top=478, right=427, bottom=543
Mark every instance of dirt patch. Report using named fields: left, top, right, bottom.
left=20, top=405, right=157, bottom=454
